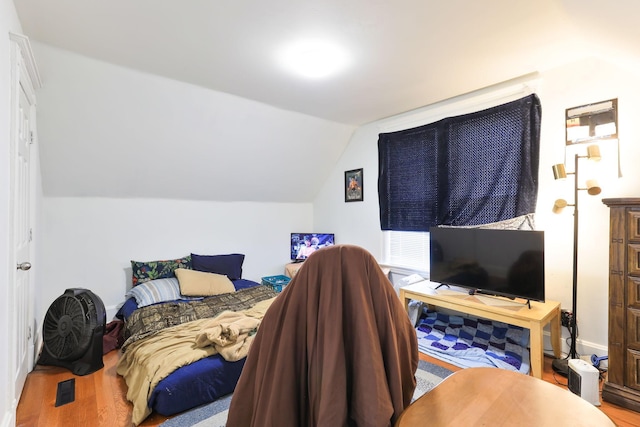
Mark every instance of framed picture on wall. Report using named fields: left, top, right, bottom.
left=566, top=98, right=617, bottom=145
left=345, top=168, right=363, bottom=202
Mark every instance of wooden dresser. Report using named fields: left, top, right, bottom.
left=602, top=198, right=640, bottom=411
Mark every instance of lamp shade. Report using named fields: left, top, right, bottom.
left=586, top=179, right=602, bottom=195
left=552, top=164, right=567, bottom=180
left=553, top=198, right=568, bottom=214
left=587, top=145, right=602, bottom=161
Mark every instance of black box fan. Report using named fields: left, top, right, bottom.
left=38, top=288, right=106, bottom=376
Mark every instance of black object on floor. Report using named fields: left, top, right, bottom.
left=552, top=358, right=569, bottom=377
left=55, top=378, right=75, bottom=407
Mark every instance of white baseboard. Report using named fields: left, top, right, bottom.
left=32, top=317, right=43, bottom=371
left=543, top=331, right=608, bottom=370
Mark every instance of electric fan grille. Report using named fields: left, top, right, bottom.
left=43, top=292, right=99, bottom=361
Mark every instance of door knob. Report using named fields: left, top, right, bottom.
left=17, top=262, right=31, bottom=271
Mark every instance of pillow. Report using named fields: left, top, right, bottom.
left=175, top=268, right=236, bottom=296
left=131, top=255, right=192, bottom=286
left=191, top=253, right=245, bottom=280
left=115, top=297, right=138, bottom=320
left=125, top=277, right=183, bottom=308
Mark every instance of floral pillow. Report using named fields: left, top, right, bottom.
left=131, top=255, right=192, bottom=286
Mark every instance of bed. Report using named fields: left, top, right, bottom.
left=115, top=253, right=278, bottom=426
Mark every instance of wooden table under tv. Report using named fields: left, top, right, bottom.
left=399, top=281, right=561, bottom=379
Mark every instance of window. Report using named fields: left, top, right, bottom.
left=379, top=94, right=540, bottom=231
left=379, top=83, right=541, bottom=272
left=382, top=230, right=430, bottom=274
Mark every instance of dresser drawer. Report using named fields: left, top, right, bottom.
left=631, top=277, right=640, bottom=308
left=629, top=307, right=640, bottom=350
left=627, top=348, right=640, bottom=391
left=629, top=211, right=640, bottom=241
left=629, top=244, right=640, bottom=276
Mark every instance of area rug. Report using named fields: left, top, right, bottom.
left=416, top=310, right=530, bottom=374
left=159, top=359, right=453, bottom=427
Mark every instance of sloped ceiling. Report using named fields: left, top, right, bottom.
left=14, top=0, right=640, bottom=202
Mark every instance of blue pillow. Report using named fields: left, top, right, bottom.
left=115, top=297, right=138, bottom=320
left=191, top=253, right=245, bottom=280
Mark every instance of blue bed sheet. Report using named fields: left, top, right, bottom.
left=120, top=278, right=261, bottom=416
left=150, top=353, right=246, bottom=416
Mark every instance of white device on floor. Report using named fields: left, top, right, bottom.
left=567, top=358, right=600, bottom=406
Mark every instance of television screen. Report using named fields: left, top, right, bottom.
left=290, top=233, right=335, bottom=261
left=429, top=227, right=544, bottom=302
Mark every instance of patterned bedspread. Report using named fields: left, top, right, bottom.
left=118, top=285, right=278, bottom=426
left=122, top=284, right=277, bottom=351
left=416, top=310, right=530, bottom=374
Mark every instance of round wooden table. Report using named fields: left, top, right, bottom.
left=395, top=367, right=615, bottom=426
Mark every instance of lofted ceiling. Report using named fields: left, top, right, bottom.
left=13, top=0, right=640, bottom=202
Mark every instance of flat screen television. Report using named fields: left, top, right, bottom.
left=429, top=227, right=545, bottom=302
left=290, top=233, right=335, bottom=261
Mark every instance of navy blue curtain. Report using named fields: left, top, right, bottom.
left=378, top=94, right=541, bottom=231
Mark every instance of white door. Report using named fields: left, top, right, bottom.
left=12, top=81, right=33, bottom=401
left=9, top=33, right=39, bottom=407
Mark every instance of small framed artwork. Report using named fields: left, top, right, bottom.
left=345, top=168, right=363, bottom=202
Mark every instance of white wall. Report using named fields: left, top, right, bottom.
left=30, top=42, right=354, bottom=204
left=315, top=56, right=640, bottom=359
left=40, top=197, right=311, bottom=323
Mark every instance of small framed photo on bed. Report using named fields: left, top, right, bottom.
left=345, top=168, right=363, bottom=202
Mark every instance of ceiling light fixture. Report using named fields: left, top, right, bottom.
left=278, top=39, right=350, bottom=79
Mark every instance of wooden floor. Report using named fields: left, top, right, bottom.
left=16, top=351, right=640, bottom=427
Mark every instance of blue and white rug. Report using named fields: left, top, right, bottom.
left=159, top=359, right=453, bottom=427
left=416, top=310, right=530, bottom=374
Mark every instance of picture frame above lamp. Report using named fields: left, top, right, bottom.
left=566, top=98, right=617, bottom=145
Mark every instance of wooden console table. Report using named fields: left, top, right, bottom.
left=399, top=281, right=561, bottom=379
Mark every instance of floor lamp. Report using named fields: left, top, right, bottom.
left=551, top=144, right=602, bottom=376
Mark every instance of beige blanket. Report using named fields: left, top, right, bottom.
left=117, top=297, right=275, bottom=426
